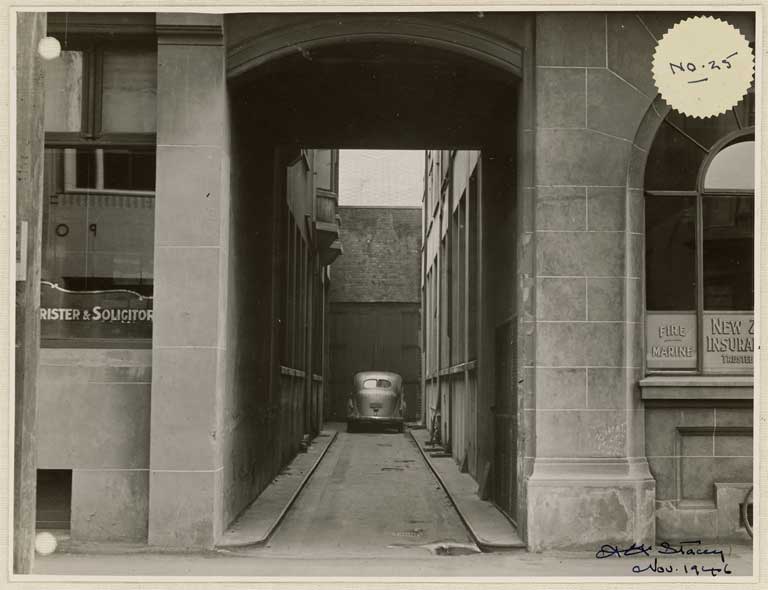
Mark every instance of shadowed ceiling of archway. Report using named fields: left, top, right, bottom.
left=232, top=40, right=519, bottom=149
left=225, top=12, right=527, bottom=79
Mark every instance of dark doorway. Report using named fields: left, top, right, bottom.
left=493, top=321, right=518, bottom=523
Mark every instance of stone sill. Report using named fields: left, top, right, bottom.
left=640, top=375, right=753, bottom=401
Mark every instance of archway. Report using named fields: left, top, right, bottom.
left=224, top=22, right=529, bottom=538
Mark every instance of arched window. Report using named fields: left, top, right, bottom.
left=703, top=139, right=755, bottom=191
left=645, top=94, right=754, bottom=374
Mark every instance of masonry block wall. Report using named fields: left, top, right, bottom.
left=37, top=349, right=151, bottom=541
left=525, top=11, right=755, bottom=550
left=328, top=206, right=422, bottom=304
left=220, top=123, right=279, bottom=534
left=148, top=14, right=231, bottom=548
left=526, top=12, right=659, bottom=550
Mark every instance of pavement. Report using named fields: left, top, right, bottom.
left=30, top=544, right=755, bottom=579
left=218, top=429, right=338, bottom=547
left=29, top=425, right=755, bottom=579
left=410, top=427, right=524, bottom=550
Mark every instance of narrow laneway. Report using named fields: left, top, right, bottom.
left=252, top=428, right=475, bottom=558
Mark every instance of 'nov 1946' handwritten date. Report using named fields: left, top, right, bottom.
left=595, top=540, right=732, bottom=576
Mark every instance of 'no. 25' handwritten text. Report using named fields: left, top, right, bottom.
left=669, top=51, right=739, bottom=83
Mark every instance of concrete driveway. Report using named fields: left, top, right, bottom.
left=247, top=428, right=476, bottom=558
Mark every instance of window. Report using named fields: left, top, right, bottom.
left=40, top=37, right=157, bottom=346
left=314, top=149, right=338, bottom=193
left=467, top=171, right=478, bottom=360
left=645, top=94, right=754, bottom=374
left=43, top=50, right=83, bottom=133
left=426, top=151, right=442, bottom=216
left=100, top=48, right=157, bottom=134
left=363, top=379, right=391, bottom=389
left=44, top=41, right=157, bottom=142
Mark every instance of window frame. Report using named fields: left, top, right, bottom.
left=44, top=35, right=157, bottom=149
left=645, top=127, right=755, bottom=376
left=40, top=33, right=158, bottom=349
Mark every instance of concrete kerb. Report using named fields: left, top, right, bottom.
left=217, top=430, right=339, bottom=549
left=408, top=430, right=526, bottom=553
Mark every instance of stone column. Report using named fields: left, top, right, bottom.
left=148, top=14, right=230, bottom=548
left=525, top=13, right=658, bottom=550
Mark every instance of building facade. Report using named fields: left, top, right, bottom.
left=22, top=10, right=755, bottom=551
left=34, top=17, right=344, bottom=543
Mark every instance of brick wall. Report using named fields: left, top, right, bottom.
left=329, top=207, right=422, bottom=303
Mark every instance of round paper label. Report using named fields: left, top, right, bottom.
left=652, top=16, right=754, bottom=118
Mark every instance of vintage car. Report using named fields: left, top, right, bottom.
left=347, top=371, right=406, bottom=433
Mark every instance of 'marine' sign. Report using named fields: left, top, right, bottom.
left=646, top=313, right=697, bottom=370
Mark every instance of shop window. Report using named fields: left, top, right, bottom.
left=645, top=94, right=754, bottom=374
left=60, top=148, right=156, bottom=191
left=41, top=39, right=156, bottom=347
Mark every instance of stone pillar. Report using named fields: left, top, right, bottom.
left=148, top=14, right=229, bottom=549
left=525, top=12, right=657, bottom=550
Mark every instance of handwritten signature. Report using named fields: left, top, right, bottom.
left=595, top=540, right=731, bottom=576
left=596, top=540, right=725, bottom=562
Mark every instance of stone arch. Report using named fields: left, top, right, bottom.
left=627, top=96, right=670, bottom=191
left=225, top=13, right=525, bottom=81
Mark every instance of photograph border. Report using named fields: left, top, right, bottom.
left=2, top=1, right=764, bottom=587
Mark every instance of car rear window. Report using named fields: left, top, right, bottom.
left=362, top=378, right=391, bottom=389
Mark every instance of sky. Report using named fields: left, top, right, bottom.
left=338, top=150, right=424, bottom=207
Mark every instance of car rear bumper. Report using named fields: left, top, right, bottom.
left=347, top=416, right=404, bottom=424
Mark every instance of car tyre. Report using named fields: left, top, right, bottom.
left=347, top=421, right=357, bottom=433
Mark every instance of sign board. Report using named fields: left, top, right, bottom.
left=40, top=281, right=153, bottom=341
left=703, top=311, right=753, bottom=373
left=646, top=312, right=697, bottom=370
